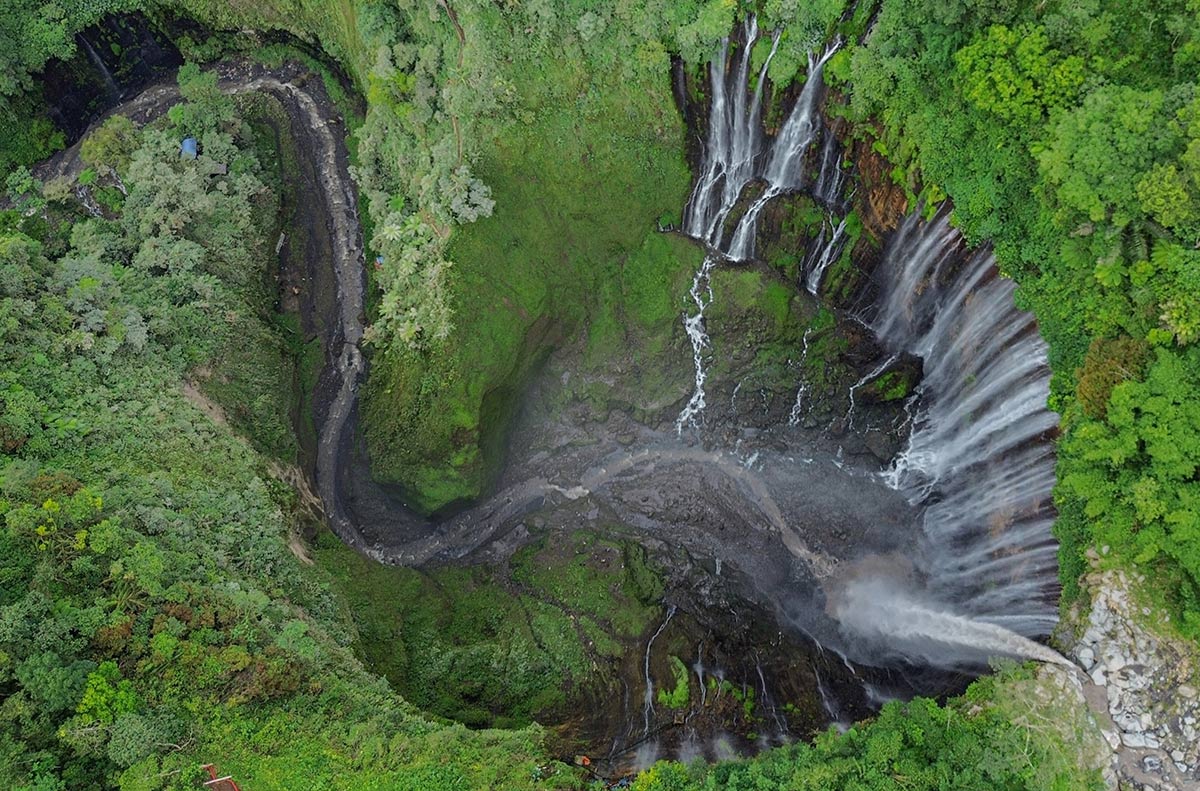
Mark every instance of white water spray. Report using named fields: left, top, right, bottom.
left=676, top=255, right=718, bottom=433
left=788, top=328, right=813, bottom=426
left=684, top=18, right=779, bottom=244
left=870, top=207, right=1061, bottom=638
left=831, top=571, right=1072, bottom=668
left=725, top=42, right=841, bottom=262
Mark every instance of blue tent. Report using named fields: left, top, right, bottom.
left=180, top=137, right=198, bottom=159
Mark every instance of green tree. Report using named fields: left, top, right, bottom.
left=167, top=62, right=236, bottom=136
left=1036, top=85, right=1171, bottom=226
left=1061, top=347, right=1200, bottom=630
left=76, top=661, right=138, bottom=725
left=80, top=115, right=141, bottom=177
left=955, top=24, right=1084, bottom=124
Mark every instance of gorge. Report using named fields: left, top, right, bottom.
left=287, top=12, right=1072, bottom=766
left=5, top=2, right=1198, bottom=790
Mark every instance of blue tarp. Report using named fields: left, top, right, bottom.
left=180, top=137, right=198, bottom=159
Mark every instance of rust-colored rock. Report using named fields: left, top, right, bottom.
left=851, top=135, right=909, bottom=243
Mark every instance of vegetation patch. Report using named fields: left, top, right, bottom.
left=360, top=45, right=692, bottom=510
left=315, top=528, right=664, bottom=729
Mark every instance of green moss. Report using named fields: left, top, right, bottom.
left=361, top=52, right=691, bottom=512
left=580, top=616, right=623, bottom=658
left=816, top=210, right=864, bottom=304
left=315, top=540, right=572, bottom=726
left=315, top=528, right=665, bottom=727
left=622, top=233, right=701, bottom=330
left=512, top=531, right=663, bottom=639
left=702, top=266, right=815, bottom=396
left=559, top=232, right=701, bottom=419
left=656, top=656, right=691, bottom=710
left=719, top=680, right=757, bottom=720
left=709, top=269, right=800, bottom=334
left=871, top=371, right=912, bottom=402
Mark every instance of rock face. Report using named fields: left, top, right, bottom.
left=1069, top=563, right=1200, bottom=790
left=849, top=133, right=908, bottom=244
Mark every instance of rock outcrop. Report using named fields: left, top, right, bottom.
left=1068, top=560, right=1200, bottom=790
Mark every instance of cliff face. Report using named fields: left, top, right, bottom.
left=850, top=134, right=909, bottom=244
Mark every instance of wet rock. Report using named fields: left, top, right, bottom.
left=863, top=430, right=894, bottom=461
left=1069, top=566, right=1200, bottom=790
left=851, top=136, right=908, bottom=243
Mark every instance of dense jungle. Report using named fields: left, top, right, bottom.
left=1, top=1, right=1199, bottom=789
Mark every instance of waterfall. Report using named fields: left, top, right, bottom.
left=754, top=659, right=788, bottom=738
left=830, top=572, right=1073, bottom=668
left=676, top=255, right=718, bottom=433
left=725, top=43, right=840, bottom=262
left=77, top=33, right=120, bottom=99
left=862, top=206, right=1061, bottom=643
left=788, top=328, right=814, bottom=425
left=642, top=605, right=677, bottom=735
left=803, top=214, right=849, bottom=295
left=813, top=128, right=849, bottom=211
left=845, top=353, right=899, bottom=431
left=813, top=668, right=849, bottom=732
left=693, top=642, right=708, bottom=708
left=677, top=18, right=837, bottom=431
left=683, top=17, right=779, bottom=244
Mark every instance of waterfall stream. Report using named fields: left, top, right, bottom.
left=676, top=256, right=718, bottom=433
left=677, top=17, right=1063, bottom=674
left=643, top=605, right=677, bottom=735
left=683, top=17, right=777, bottom=245
left=845, top=353, right=899, bottom=432
left=870, top=208, right=1061, bottom=639
left=813, top=128, right=850, bottom=211
left=77, top=34, right=121, bottom=99
left=830, top=572, right=1073, bottom=668
left=725, top=43, right=840, bottom=262
left=676, top=19, right=838, bottom=431
left=803, top=214, right=849, bottom=295
left=818, top=207, right=1063, bottom=668
left=788, top=328, right=813, bottom=426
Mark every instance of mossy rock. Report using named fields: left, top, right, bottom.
left=315, top=528, right=666, bottom=728
left=705, top=265, right=815, bottom=394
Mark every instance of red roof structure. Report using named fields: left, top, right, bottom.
left=201, top=764, right=242, bottom=791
